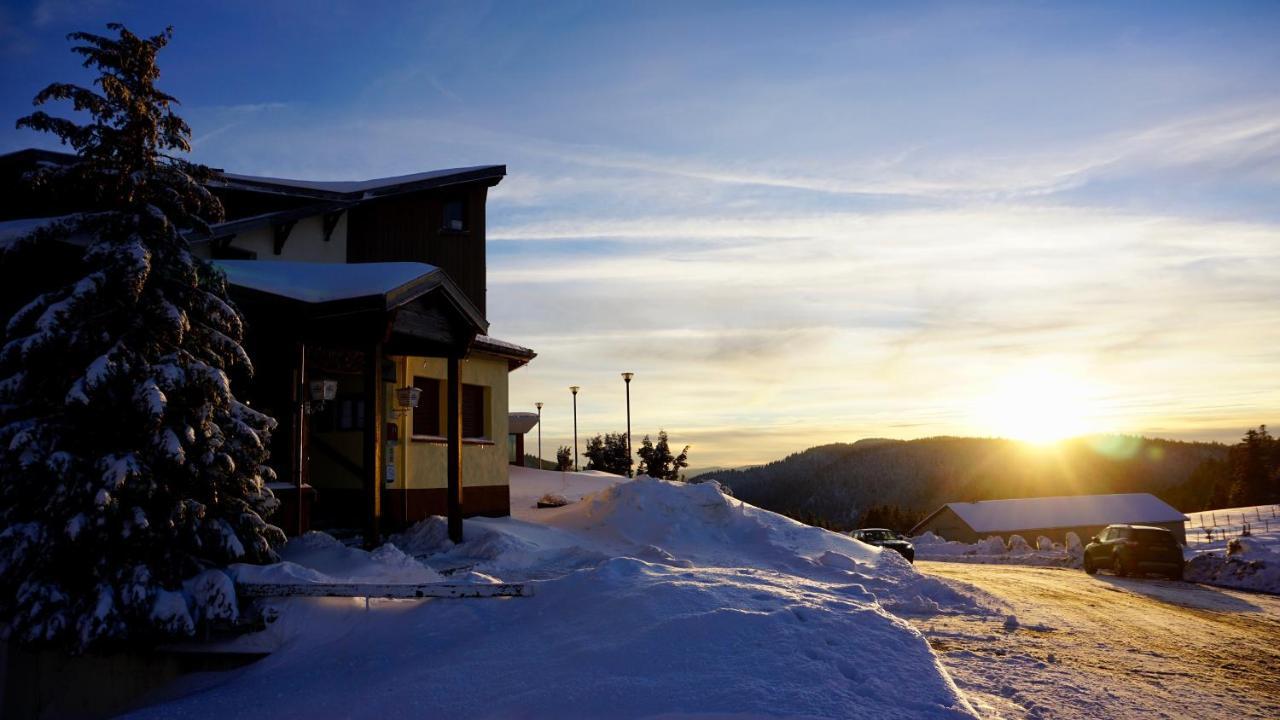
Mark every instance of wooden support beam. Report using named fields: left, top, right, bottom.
left=212, top=233, right=236, bottom=253
left=236, top=582, right=530, bottom=599
left=272, top=220, right=297, bottom=255
left=322, top=210, right=345, bottom=242
left=363, top=343, right=384, bottom=548
left=447, top=354, right=463, bottom=543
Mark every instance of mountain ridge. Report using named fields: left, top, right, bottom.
left=702, top=434, right=1227, bottom=530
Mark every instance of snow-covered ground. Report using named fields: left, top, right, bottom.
left=914, top=562, right=1280, bottom=720
left=1182, top=504, right=1280, bottom=594
left=913, top=504, right=1280, bottom=595
left=1184, top=503, right=1280, bottom=552
left=912, top=532, right=1084, bottom=569
left=127, top=469, right=981, bottom=719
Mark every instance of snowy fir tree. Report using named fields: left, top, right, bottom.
left=0, top=25, right=284, bottom=651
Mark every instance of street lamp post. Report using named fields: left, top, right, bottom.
left=622, top=372, right=634, bottom=477
left=534, top=402, right=543, bottom=469
left=569, top=386, right=580, bottom=471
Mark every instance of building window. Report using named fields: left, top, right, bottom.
left=462, top=384, right=486, bottom=439
left=442, top=197, right=467, bottom=232
left=412, top=377, right=441, bottom=437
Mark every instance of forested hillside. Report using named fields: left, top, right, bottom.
left=706, top=436, right=1228, bottom=531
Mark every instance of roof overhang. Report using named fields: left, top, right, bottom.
left=508, top=412, right=540, bottom=434
left=210, top=165, right=507, bottom=202
left=471, top=335, right=537, bottom=371
left=217, top=260, right=487, bottom=357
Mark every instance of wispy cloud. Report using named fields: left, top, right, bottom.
left=492, top=205, right=1280, bottom=465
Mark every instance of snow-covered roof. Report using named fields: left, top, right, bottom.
left=508, top=412, right=540, bottom=434
left=216, top=260, right=440, bottom=304
left=942, top=493, right=1186, bottom=533
left=216, top=165, right=506, bottom=200
left=0, top=215, right=79, bottom=247
left=473, top=335, right=534, bottom=356
left=471, top=334, right=536, bottom=369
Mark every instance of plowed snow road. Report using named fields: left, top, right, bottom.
left=912, top=561, right=1280, bottom=720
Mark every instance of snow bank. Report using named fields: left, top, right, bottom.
left=230, top=532, right=442, bottom=586
left=913, top=533, right=1081, bottom=569
left=1185, top=539, right=1280, bottom=594
left=130, top=476, right=979, bottom=719
left=507, top=464, right=625, bottom=516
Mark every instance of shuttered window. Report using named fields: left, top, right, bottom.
left=412, top=377, right=441, bottom=437
left=462, top=384, right=486, bottom=439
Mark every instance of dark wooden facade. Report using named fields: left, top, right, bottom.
left=346, top=183, right=493, bottom=315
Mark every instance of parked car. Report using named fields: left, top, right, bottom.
left=1083, top=524, right=1183, bottom=580
left=852, top=528, right=915, bottom=563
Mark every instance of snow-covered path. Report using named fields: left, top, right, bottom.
left=912, top=562, right=1280, bottom=720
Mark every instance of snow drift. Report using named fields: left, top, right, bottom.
left=128, top=471, right=978, bottom=719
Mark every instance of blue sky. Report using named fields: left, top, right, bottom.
left=3, top=1, right=1279, bottom=468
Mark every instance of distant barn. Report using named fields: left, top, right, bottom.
left=909, top=493, right=1188, bottom=545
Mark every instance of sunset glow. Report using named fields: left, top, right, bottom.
left=973, top=369, right=1101, bottom=445
left=2, top=3, right=1276, bottom=469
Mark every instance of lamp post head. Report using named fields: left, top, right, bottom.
left=570, top=385, right=580, bottom=395
left=621, top=372, right=634, bottom=383
left=535, top=401, right=543, bottom=410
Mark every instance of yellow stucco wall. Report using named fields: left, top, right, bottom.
left=393, top=353, right=510, bottom=490
left=190, top=213, right=349, bottom=262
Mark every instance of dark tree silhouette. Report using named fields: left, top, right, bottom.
left=583, top=432, right=633, bottom=476
left=637, top=430, right=690, bottom=481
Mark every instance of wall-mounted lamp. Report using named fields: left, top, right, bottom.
left=394, top=386, right=423, bottom=414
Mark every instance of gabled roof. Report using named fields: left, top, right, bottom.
left=215, top=260, right=486, bottom=333
left=915, top=493, right=1187, bottom=534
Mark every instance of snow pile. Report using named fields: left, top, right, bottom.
left=507, top=464, right=624, bottom=512
left=1185, top=538, right=1280, bottom=594
left=230, top=532, right=442, bottom=586
left=914, top=533, right=1081, bottom=568
left=129, top=470, right=979, bottom=719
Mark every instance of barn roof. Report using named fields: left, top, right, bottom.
left=919, top=493, right=1187, bottom=534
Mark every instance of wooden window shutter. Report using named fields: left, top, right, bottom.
left=412, top=377, right=440, bottom=436
left=462, top=384, right=485, bottom=438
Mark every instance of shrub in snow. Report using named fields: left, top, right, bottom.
left=537, top=493, right=570, bottom=508
left=1007, top=534, right=1032, bottom=554
left=0, top=26, right=283, bottom=651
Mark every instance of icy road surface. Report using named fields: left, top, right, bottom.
left=912, top=561, right=1280, bottom=720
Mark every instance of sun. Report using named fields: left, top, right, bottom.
left=972, top=368, right=1098, bottom=444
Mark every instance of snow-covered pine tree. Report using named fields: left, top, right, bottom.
left=0, top=24, right=284, bottom=651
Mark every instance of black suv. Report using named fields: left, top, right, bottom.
left=1083, top=524, right=1183, bottom=580
left=852, top=528, right=915, bottom=563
